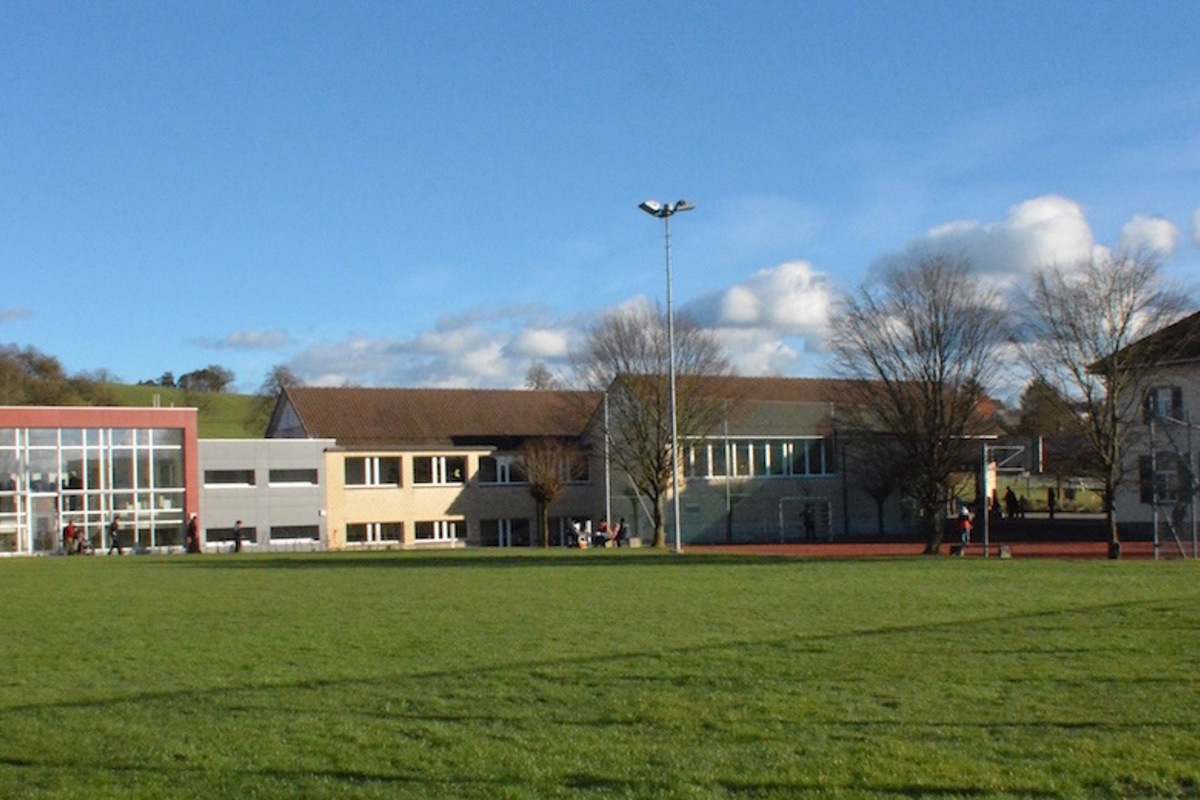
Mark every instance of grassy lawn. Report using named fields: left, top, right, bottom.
left=1, top=551, right=1198, bottom=799
left=99, top=384, right=262, bottom=438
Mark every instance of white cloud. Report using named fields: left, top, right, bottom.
left=1120, top=214, right=1178, bottom=256
left=686, top=261, right=833, bottom=336
left=507, top=328, right=569, bottom=360
left=681, top=262, right=835, bottom=377
left=711, top=328, right=803, bottom=376
left=203, top=330, right=290, bottom=349
left=0, top=308, right=33, bottom=323
left=288, top=309, right=580, bottom=389
left=898, top=195, right=1096, bottom=282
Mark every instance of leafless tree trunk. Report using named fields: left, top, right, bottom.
left=573, top=303, right=735, bottom=549
left=524, top=362, right=559, bottom=391
left=1014, top=249, right=1190, bottom=554
left=829, top=254, right=1004, bottom=553
left=519, top=438, right=570, bottom=548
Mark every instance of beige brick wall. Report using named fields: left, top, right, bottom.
left=323, top=449, right=601, bottom=549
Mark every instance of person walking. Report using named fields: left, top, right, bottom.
left=1004, top=487, right=1020, bottom=520
left=802, top=505, right=816, bottom=541
left=107, top=514, right=123, bottom=556
left=958, top=504, right=973, bottom=551
left=185, top=513, right=201, bottom=553
left=232, top=520, right=243, bottom=553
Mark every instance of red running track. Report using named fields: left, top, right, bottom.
left=686, top=540, right=1191, bottom=560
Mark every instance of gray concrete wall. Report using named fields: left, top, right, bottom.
left=198, top=438, right=334, bottom=551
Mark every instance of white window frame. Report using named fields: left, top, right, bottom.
left=345, top=456, right=401, bottom=487
left=414, top=519, right=462, bottom=542
left=346, top=521, right=402, bottom=545
left=414, top=456, right=466, bottom=486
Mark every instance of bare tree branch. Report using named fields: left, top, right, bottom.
left=572, top=303, right=736, bottom=548
left=829, top=254, right=1005, bottom=552
left=1014, top=248, right=1190, bottom=550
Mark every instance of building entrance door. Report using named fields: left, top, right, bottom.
left=30, top=495, right=59, bottom=553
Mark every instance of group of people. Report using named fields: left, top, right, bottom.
left=61, top=515, right=125, bottom=555
left=989, top=487, right=1028, bottom=520
left=61, top=519, right=91, bottom=555
left=60, top=511, right=228, bottom=555
left=960, top=486, right=1062, bottom=547
left=578, top=518, right=628, bottom=548
left=987, top=487, right=1059, bottom=521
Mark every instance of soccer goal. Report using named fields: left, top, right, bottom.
left=778, top=496, right=834, bottom=543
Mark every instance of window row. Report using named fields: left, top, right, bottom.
left=343, top=520, right=464, bottom=543
left=343, top=453, right=591, bottom=488
left=0, top=428, right=183, bottom=448
left=685, top=438, right=832, bottom=479
left=204, top=468, right=320, bottom=487
left=1, top=451, right=183, bottom=492
left=205, top=525, right=319, bottom=542
left=479, top=517, right=599, bottom=548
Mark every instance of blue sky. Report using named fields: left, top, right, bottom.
left=3, top=1, right=1198, bottom=397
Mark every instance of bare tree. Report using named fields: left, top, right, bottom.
left=524, top=361, right=558, bottom=391
left=845, top=435, right=909, bottom=538
left=1015, top=249, right=1190, bottom=554
left=247, top=364, right=304, bottom=434
left=829, top=254, right=1005, bottom=553
left=573, top=303, right=736, bottom=549
left=518, top=438, right=571, bottom=547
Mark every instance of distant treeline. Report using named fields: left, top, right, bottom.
left=137, top=365, right=235, bottom=393
left=0, top=343, right=236, bottom=406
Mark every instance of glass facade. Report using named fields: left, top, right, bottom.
left=0, top=424, right=189, bottom=554
left=684, top=437, right=832, bottom=479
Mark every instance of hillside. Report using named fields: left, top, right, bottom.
left=101, top=384, right=266, bottom=439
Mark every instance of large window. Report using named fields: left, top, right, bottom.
left=414, top=520, right=462, bottom=541
left=0, top=426, right=186, bottom=553
left=478, top=456, right=527, bottom=484
left=480, top=518, right=531, bottom=547
left=346, top=521, right=403, bottom=545
left=269, top=468, right=319, bottom=485
left=1139, top=451, right=1193, bottom=504
left=414, top=456, right=466, bottom=485
left=685, top=438, right=832, bottom=479
left=207, top=525, right=258, bottom=543
left=270, top=525, right=320, bottom=541
left=1144, top=386, right=1185, bottom=423
left=204, top=469, right=256, bottom=486
left=345, top=456, right=401, bottom=487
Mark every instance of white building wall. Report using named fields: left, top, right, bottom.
left=1114, top=364, right=1200, bottom=534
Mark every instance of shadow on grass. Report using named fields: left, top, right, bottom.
left=2, top=593, right=1186, bottom=719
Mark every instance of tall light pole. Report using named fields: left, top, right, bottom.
left=638, top=199, right=695, bottom=553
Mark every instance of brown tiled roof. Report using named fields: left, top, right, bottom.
left=684, top=375, right=874, bottom=404
left=1112, top=309, right=1200, bottom=367
left=276, top=387, right=602, bottom=447
left=273, top=375, right=997, bottom=447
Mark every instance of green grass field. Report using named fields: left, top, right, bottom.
left=99, top=384, right=262, bottom=438
left=2, top=551, right=1198, bottom=799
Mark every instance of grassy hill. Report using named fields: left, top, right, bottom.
left=101, top=384, right=265, bottom=439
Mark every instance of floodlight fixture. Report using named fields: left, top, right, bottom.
left=639, top=199, right=695, bottom=219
